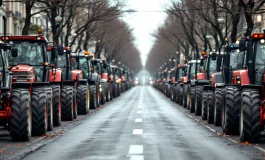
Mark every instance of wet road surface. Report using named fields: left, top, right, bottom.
left=18, top=86, right=263, bottom=160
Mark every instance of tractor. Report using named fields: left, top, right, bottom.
left=2, top=32, right=59, bottom=140
left=47, top=46, right=83, bottom=121
left=68, top=51, right=91, bottom=114
left=173, top=63, right=187, bottom=105
left=183, top=60, right=200, bottom=108
left=110, top=65, right=121, bottom=97
left=228, top=32, right=265, bottom=142
left=192, top=51, right=220, bottom=124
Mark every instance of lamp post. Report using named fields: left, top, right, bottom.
left=112, top=59, right=115, bottom=65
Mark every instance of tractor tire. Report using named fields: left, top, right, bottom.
left=195, top=86, right=203, bottom=116
left=61, top=86, right=74, bottom=121
left=52, top=85, right=61, bottom=126
left=183, top=84, right=188, bottom=108
left=73, top=86, right=78, bottom=119
left=110, top=83, right=114, bottom=100
left=179, top=85, right=183, bottom=105
left=202, top=91, right=208, bottom=120
left=175, top=85, right=180, bottom=103
left=45, top=87, right=53, bottom=131
left=96, top=84, right=100, bottom=108
left=222, top=86, right=240, bottom=135
left=240, top=89, right=260, bottom=143
left=32, top=87, right=48, bottom=136
left=77, top=85, right=89, bottom=115
left=207, top=90, right=215, bottom=124
left=214, top=88, right=223, bottom=126
left=89, top=85, right=97, bottom=109
left=117, top=84, right=121, bottom=96
left=171, top=85, right=175, bottom=101
left=106, top=83, right=111, bottom=102
left=100, top=83, right=106, bottom=105
left=189, top=87, right=196, bottom=113
left=11, top=89, right=32, bottom=141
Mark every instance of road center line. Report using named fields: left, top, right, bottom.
left=128, top=145, right=143, bottom=154
left=135, top=118, right=143, bottom=122
left=138, top=106, right=142, bottom=108
left=128, top=155, right=144, bottom=160
left=133, top=129, right=143, bottom=135
left=137, top=111, right=142, bottom=114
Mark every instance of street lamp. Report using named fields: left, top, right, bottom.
left=55, top=15, right=62, bottom=24
left=206, top=34, right=211, bottom=39
left=257, top=14, right=262, bottom=22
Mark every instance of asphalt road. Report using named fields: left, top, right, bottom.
left=13, top=85, right=261, bottom=160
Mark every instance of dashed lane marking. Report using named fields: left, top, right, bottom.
left=138, top=106, right=142, bottom=108
left=135, top=118, right=143, bottom=122
left=128, top=155, right=144, bottom=160
left=128, top=145, right=143, bottom=154
left=137, top=111, right=142, bottom=114
left=133, top=129, right=143, bottom=135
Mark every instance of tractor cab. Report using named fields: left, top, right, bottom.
left=176, top=63, right=187, bottom=83
left=187, top=60, right=200, bottom=82
left=70, top=51, right=92, bottom=79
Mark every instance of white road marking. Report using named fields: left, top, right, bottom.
left=135, top=118, right=143, bottom=122
left=137, top=111, right=142, bottom=114
left=128, top=145, right=143, bottom=154
left=138, top=106, right=142, bottom=108
left=133, top=129, right=143, bottom=135
left=129, top=155, right=144, bottom=160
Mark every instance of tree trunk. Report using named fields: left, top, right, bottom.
left=21, top=1, right=32, bottom=35
left=244, top=12, right=254, bottom=37
left=83, top=30, right=90, bottom=50
left=0, top=0, right=2, bottom=7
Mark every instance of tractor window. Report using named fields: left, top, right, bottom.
left=229, top=50, right=244, bottom=69
left=8, top=41, right=44, bottom=66
left=255, top=42, right=265, bottom=66
left=208, top=58, right=217, bottom=76
left=177, top=67, right=185, bottom=79
left=190, top=63, right=199, bottom=78
left=57, top=54, right=67, bottom=68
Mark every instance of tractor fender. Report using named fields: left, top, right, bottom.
left=211, top=72, right=223, bottom=87
left=49, top=69, right=62, bottom=83
left=197, top=80, right=210, bottom=85
left=88, top=73, right=99, bottom=82
left=241, top=84, right=262, bottom=95
left=197, top=73, right=206, bottom=80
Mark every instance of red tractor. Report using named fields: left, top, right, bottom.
left=2, top=33, right=59, bottom=140
left=48, top=46, right=82, bottom=121
left=183, top=60, right=200, bottom=108
left=69, top=51, right=91, bottom=114
left=173, top=63, right=187, bottom=104
left=226, top=32, right=265, bottom=142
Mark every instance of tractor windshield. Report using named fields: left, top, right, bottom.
left=254, top=41, right=265, bottom=84
left=57, top=54, right=67, bottom=68
left=8, top=41, right=44, bottom=66
left=189, top=63, right=199, bottom=78
left=229, top=50, right=244, bottom=70
left=208, top=58, right=217, bottom=76
left=177, top=67, right=185, bottom=80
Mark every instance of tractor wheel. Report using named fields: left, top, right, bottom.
left=183, top=84, right=188, bottom=108
left=45, top=87, right=53, bottom=131
left=110, top=83, right=114, bottom=100
left=189, top=87, right=196, bottom=113
left=100, top=83, right=106, bottom=105
left=179, top=86, right=183, bottom=105
left=77, top=85, right=89, bottom=115
left=195, top=86, right=203, bottom=116
left=207, top=90, right=215, bottom=124
left=32, top=87, right=48, bottom=136
left=61, top=85, right=74, bottom=121
left=171, top=85, right=175, bottom=101
left=214, top=88, right=223, bottom=126
left=222, top=86, right=240, bottom=134
left=73, top=87, right=78, bottom=119
left=117, top=84, right=121, bottom=96
left=52, top=85, right=61, bottom=126
left=89, top=85, right=97, bottom=109
left=201, top=91, right=208, bottom=120
left=175, top=85, right=180, bottom=103
left=106, top=83, right=111, bottom=102
left=240, top=89, right=260, bottom=142
left=11, top=89, right=32, bottom=141
left=96, top=84, right=100, bottom=107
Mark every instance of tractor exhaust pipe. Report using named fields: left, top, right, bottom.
left=3, top=16, right=6, bottom=43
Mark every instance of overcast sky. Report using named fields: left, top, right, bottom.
left=122, top=0, right=169, bottom=67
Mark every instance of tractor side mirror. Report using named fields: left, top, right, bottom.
left=11, top=47, right=18, bottom=57
left=57, top=46, right=64, bottom=55
left=200, top=59, right=204, bottom=66
left=51, top=47, right=58, bottom=59
left=239, top=38, right=246, bottom=52
left=216, top=56, right=222, bottom=72
left=211, top=52, right=217, bottom=60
